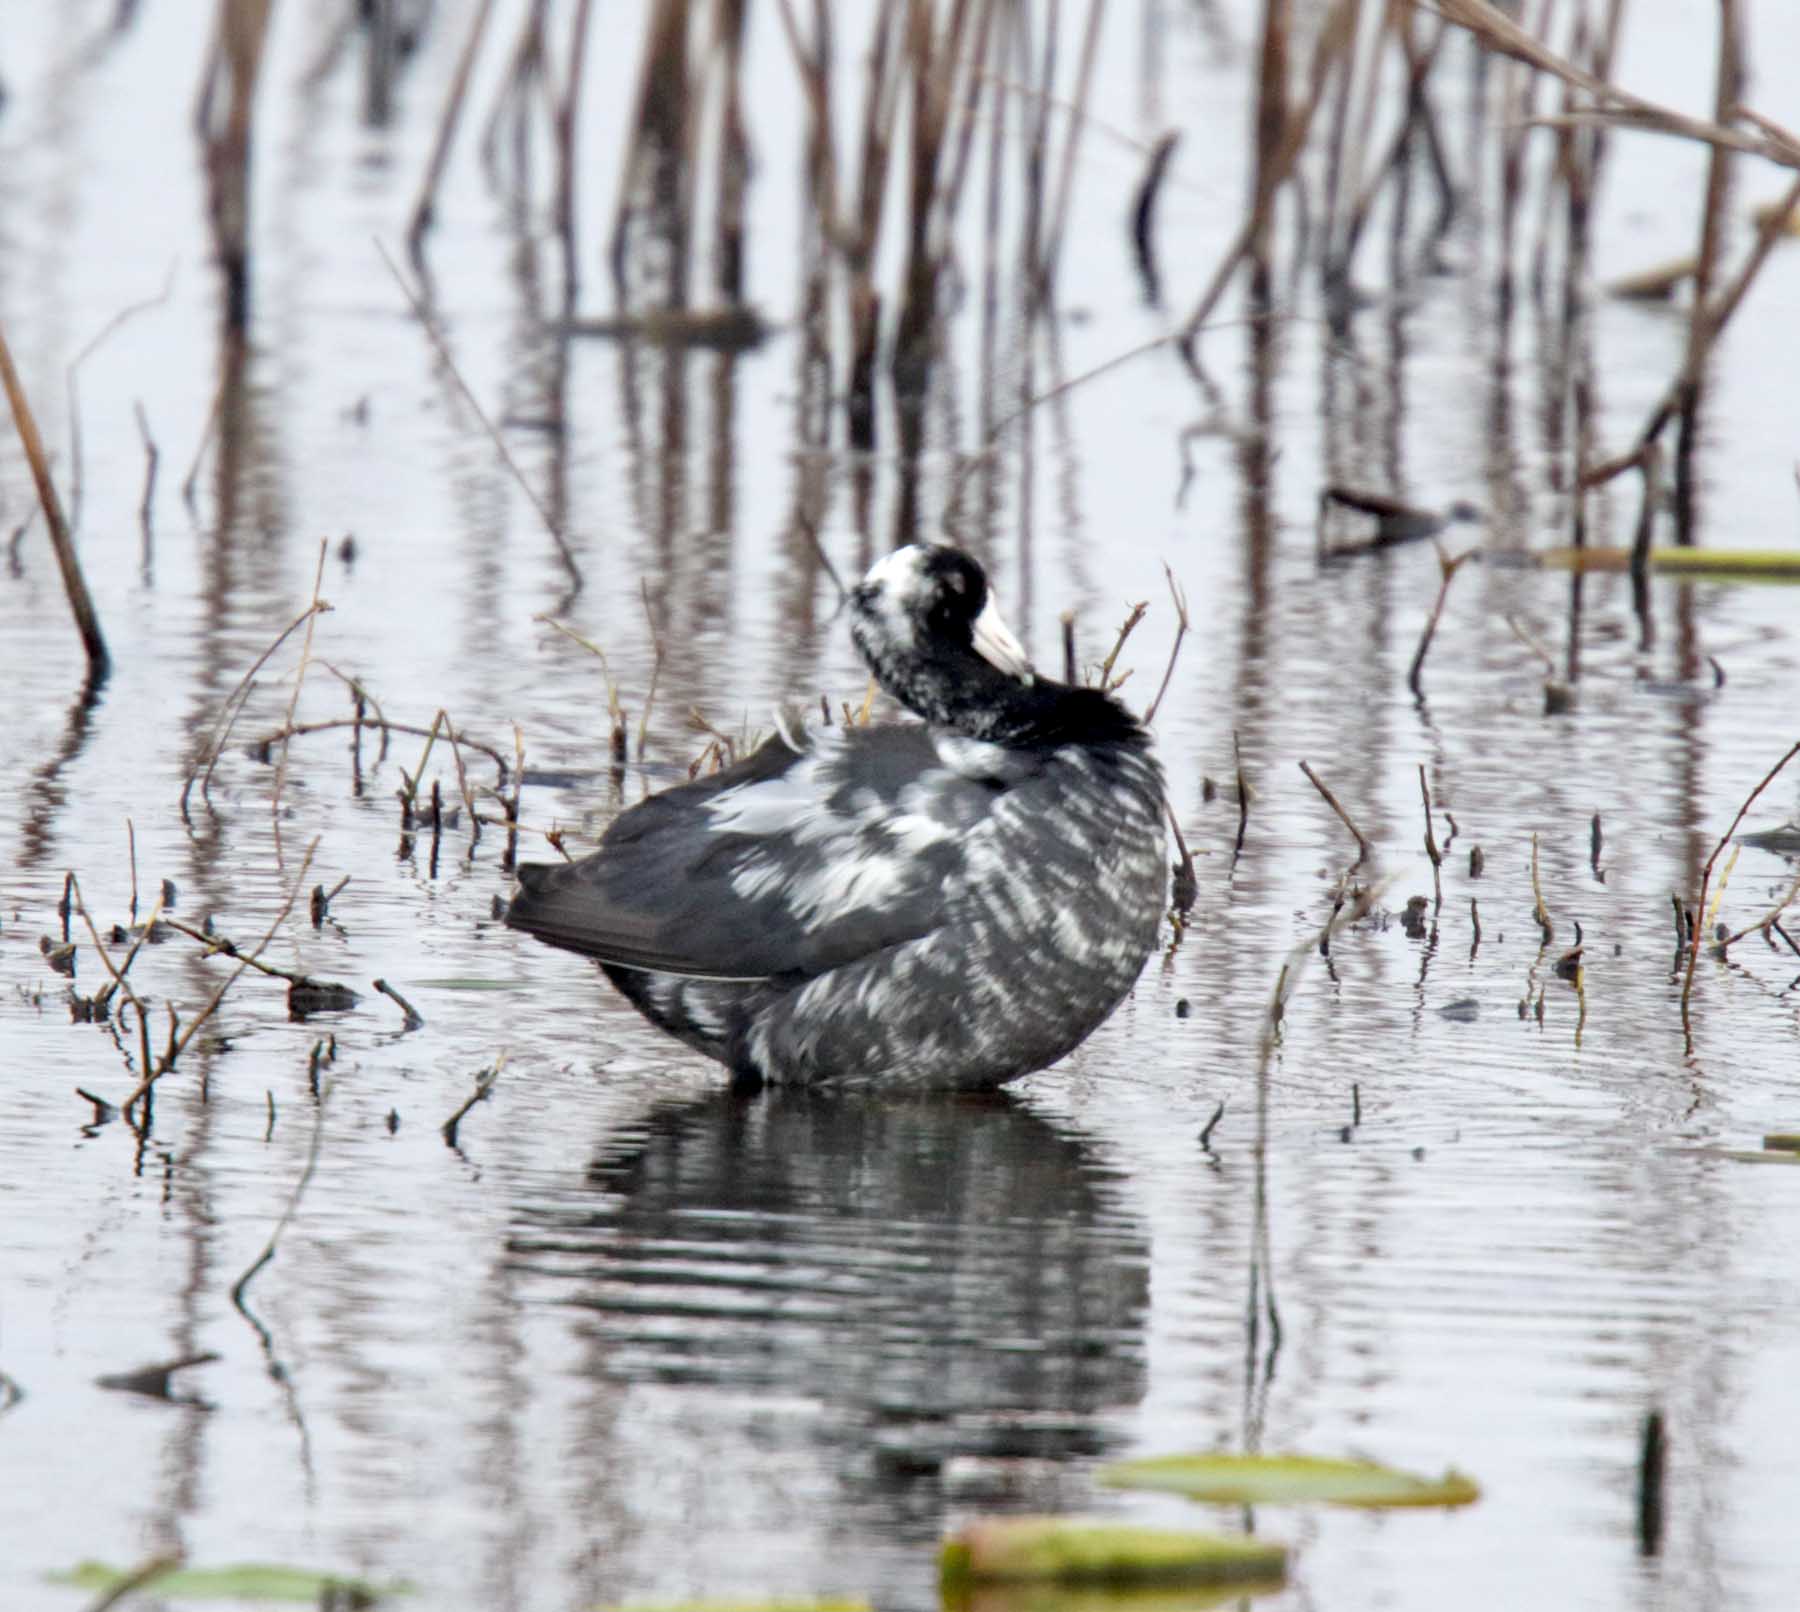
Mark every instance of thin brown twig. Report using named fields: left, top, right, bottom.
left=271, top=540, right=330, bottom=870
left=406, top=0, right=497, bottom=250
left=80, top=1554, right=185, bottom=1612
left=68, top=875, right=163, bottom=1082
left=1683, top=741, right=1800, bottom=1018
left=1096, top=601, right=1149, bottom=691
left=118, top=839, right=320, bottom=1122
left=0, top=319, right=110, bottom=675
left=1299, top=759, right=1371, bottom=868
left=1531, top=831, right=1553, bottom=945
left=181, top=600, right=332, bottom=819
left=1431, top=0, right=1800, bottom=169
left=373, top=977, right=425, bottom=1031
left=1178, top=0, right=1359, bottom=360
left=1144, top=563, right=1190, bottom=726
left=443, top=1053, right=507, bottom=1147
left=1408, top=543, right=1477, bottom=697
left=160, top=915, right=305, bottom=985
left=1420, top=766, right=1443, bottom=912
left=1719, top=867, right=1800, bottom=954
left=374, top=237, right=583, bottom=594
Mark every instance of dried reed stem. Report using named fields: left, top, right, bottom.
left=119, top=838, right=319, bottom=1123
left=1682, top=741, right=1800, bottom=1019
left=0, top=320, right=110, bottom=676
left=1300, top=758, right=1371, bottom=867
left=375, top=238, right=583, bottom=594
left=407, top=0, right=498, bottom=252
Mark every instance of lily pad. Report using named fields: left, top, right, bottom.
left=48, top=1560, right=408, bottom=1602
left=593, top=1604, right=868, bottom=1612
left=938, top=1517, right=1286, bottom=1588
left=942, top=1584, right=1283, bottom=1612
left=1762, top=1134, right=1800, bottom=1153
left=1097, top=1453, right=1480, bottom=1509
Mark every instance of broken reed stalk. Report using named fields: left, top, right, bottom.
left=1719, top=866, right=1800, bottom=953
left=1436, top=0, right=1800, bottom=170
left=1332, top=13, right=1455, bottom=285
left=67, top=875, right=164, bottom=1083
left=373, top=978, right=425, bottom=1031
left=161, top=915, right=310, bottom=986
left=118, top=838, right=320, bottom=1124
left=1143, top=564, right=1190, bottom=726
left=1530, top=831, right=1553, bottom=944
left=0, top=320, right=110, bottom=677
left=81, top=1553, right=186, bottom=1612
left=182, top=598, right=332, bottom=818
left=534, top=613, right=627, bottom=747
left=443, top=1053, right=508, bottom=1147
left=1247, top=0, right=1292, bottom=277
left=1299, top=759, right=1371, bottom=868
left=250, top=713, right=512, bottom=782
left=607, top=0, right=695, bottom=307
left=1419, top=765, right=1443, bottom=911
left=552, top=0, right=597, bottom=311
left=406, top=0, right=497, bottom=252
left=1408, top=543, right=1475, bottom=697
left=1682, top=741, right=1800, bottom=1017
left=1096, top=601, right=1149, bottom=691
left=1035, top=0, right=1107, bottom=298
left=1179, top=0, right=1359, bottom=363
left=1671, top=0, right=1741, bottom=540
left=197, top=0, right=275, bottom=331
left=270, top=540, right=330, bottom=869
left=1586, top=168, right=1800, bottom=498
left=374, top=238, right=583, bottom=594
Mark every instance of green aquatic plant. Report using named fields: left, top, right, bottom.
left=1097, top=1452, right=1481, bottom=1509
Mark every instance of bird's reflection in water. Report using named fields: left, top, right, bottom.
left=507, top=1088, right=1148, bottom=1537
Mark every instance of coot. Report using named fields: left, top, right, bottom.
left=506, top=544, right=1168, bottom=1089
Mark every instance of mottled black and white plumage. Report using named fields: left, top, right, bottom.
left=506, top=544, right=1168, bottom=1090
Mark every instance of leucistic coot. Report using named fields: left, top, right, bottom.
left=505, top=544, right=1169, bottom=1090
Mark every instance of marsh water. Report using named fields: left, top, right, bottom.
left=5, top=2, right=1800, bottom=1608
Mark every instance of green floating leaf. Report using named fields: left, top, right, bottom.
left=1762, top=1134, right=1800, bottom=1154
left=939, top=1517, right=1286, bottom=1589
left=593, top=1603, right=869, bottom=1612
left=1536, top=546, right=1800, bottom=581
left=940, top=1579, right=1283, bottom=1612
left=1097, top=1453, right=1480, bottom=1510
left=47, top=1560, right=409, bottom=1603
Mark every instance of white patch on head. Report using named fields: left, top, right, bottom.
left=862, top=544, right=932, bottom=605
left=970, top=593, right=1033, bottom=682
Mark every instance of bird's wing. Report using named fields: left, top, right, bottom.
left=506, top=725, right=1021, bottom=980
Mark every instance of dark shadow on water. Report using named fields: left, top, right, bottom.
left=506, top=1087, right=1149, bottom=1539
